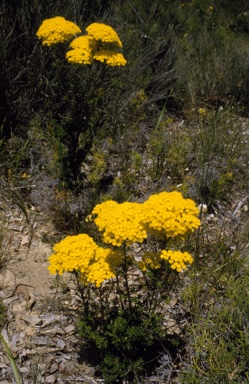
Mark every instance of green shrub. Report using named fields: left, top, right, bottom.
left=48, top=191, right=200, bottom=382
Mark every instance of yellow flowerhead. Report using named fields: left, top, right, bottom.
left=94, top=50, right=127, bottom=66
left=86, top=23, right=123, bottom=47
left=66, top=35, right=96, bottom=64
left=142, top=191, right=200, bottom=239
left=161, top=250, right=193, bottom=272
left=48, top=233, right=123, bottom=287
left=91, top=200, right=147, bottom=246
left=198, top=107, right=206, bottom=114
left=36, top=16, right=81, bottom=46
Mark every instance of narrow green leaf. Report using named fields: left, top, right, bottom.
left=0, top=334, right=22, bottom=384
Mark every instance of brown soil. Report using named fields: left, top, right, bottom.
left=0, top=203, right=96, bottom=384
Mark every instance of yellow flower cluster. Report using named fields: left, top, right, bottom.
left=66, top=36, right=96, bottom=64
left=142, top=191, right=200, bottom=239
left=37, top=17, right=126, bottom=66
left=86, top=247, right=120, bottom=287
left=48, top=192, right=200, bottom=286
left=160, top=250, right=193, bottom=272
left=48, top=234, right=121, bottom=287
left=91, top=192, right=200, bottom=246
left=94, top=50, right=127, bottom=66
left=36, top=16, right=81, bottom=46
left=67, top=23, right=126, bottom=66
left=92, top=201, right=147, bottom=246
left=86, top=23, right=122, bottom=47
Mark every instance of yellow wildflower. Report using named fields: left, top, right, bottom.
left=86, top=23, right=123, bottom=47
left=142, top=191, right=200, bottom=239
left=48, top=191, right=201, bottom=284
left=37, top=18, right=127, bottom=67
left=66, top=36, right=96, bottom=64
left=94, top=50, right=127, bottom=66
left=161, top=250, right=193, bottom=272
left=198, top=107, right=206, bottom=114
left=92, top=200, right=147, bottom=246
left=86, top=247, right=117, bottom=287
left=36, top=16, right=81, bottom=46
left=48, top=234, right=122, bottom=287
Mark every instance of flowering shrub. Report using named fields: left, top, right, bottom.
left=48, top=191, right=200, bottom=381
left=37, top=18, right=126, bottom=66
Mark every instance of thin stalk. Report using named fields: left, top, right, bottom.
left=74, top=272, right=90, bottom=316
left=122, top=243, right=132, bottom=313
left=0, top=333, right=22, bottom=384
left=115, top=271, right=125, bottom=311
left=141, top=270, right=158, bottom=312
left=98, top=287, right=106, bottom=323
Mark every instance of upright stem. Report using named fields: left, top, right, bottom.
left=98, top=287, right=106, bottom=326
left=74, top=272, right=89, bottom=316
left=115, top=272, right=125, bottom=311
left=142, top=271, right=157, bottom=312
left=0, top=334, right=22, bottom=384
left=123, top=243, right=132, bottom=313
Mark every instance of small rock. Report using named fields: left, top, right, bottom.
left=31, top=336, right=49, bottom=345
left=41, top=327, right=65, bottom=335
left=21, top=235, right=29, bottom=245
left=57, top=379, right=65, bottom=384
left=61, top=354, right=71, bottom=360
left=45, top=374, right=57, bottom=383
left=20, top=367, right=30, bottom=374
left=25, top=348, right=37, bottom=355
left=64, top=361, right=75, bottom=372
left=19, top=349, right=27, bottom=358
left=3, top=295, right=19, bottom=305
left=11, top=333, right=20, bottom=347
left=57, top=338, right=66, bottom=350
left=59, top=360, right=65, bottom=371
left=49, top=363, right=58, bottom=374
left=20, top=314, right=43, bottom=326
left=64, top=324, right=75, bottom=334
left=39, top=313, right=61, bottom=327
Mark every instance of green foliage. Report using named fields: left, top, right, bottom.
left=78, top=297, right=170, bottom=383
left=181, top=268, right=249, bottom=383
left=190, top=109, right=246, bottom=207
left=180, top=216, right=249, bottom=383
left=148, top=116, right=191, bottom=182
